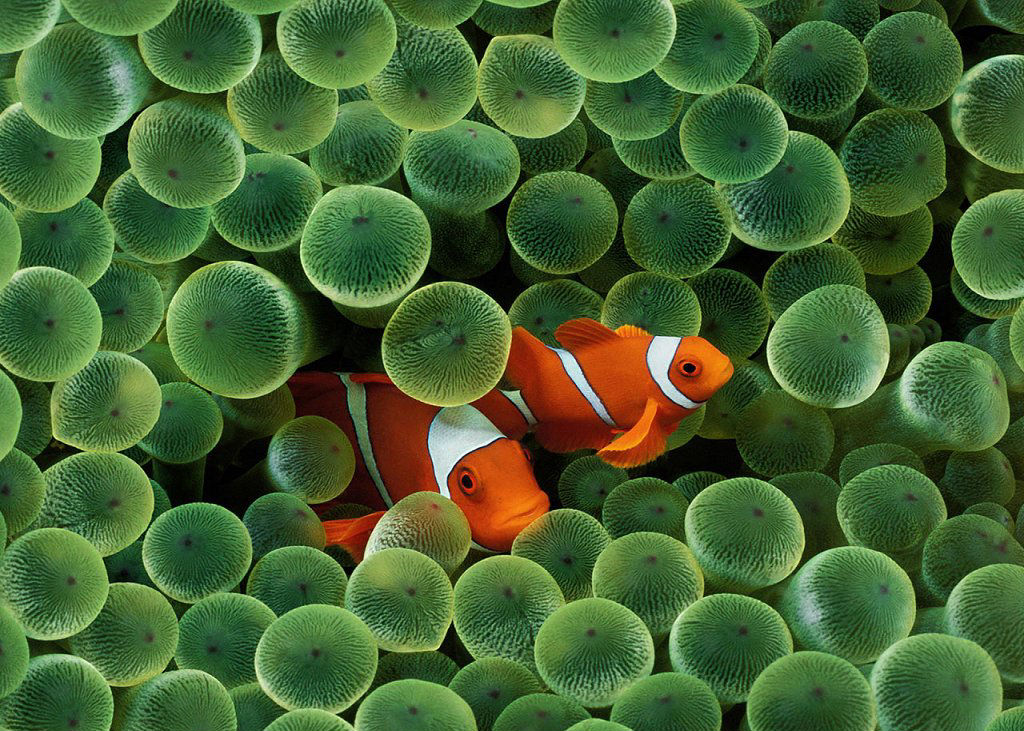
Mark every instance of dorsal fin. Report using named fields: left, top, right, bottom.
left=615, top=324, right=651, bottom=338
left=554, top=318, right=621, bottom=350
left=348, top=373, right=394, bottom=385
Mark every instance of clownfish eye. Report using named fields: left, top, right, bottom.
left=678, top=359, right=702, bottom=377
left=457, top=467, right=477, bottom=496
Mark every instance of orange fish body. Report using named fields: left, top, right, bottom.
left=288, top=371, right=549, bottom=557
left=504, top=318, right=735, bottom=467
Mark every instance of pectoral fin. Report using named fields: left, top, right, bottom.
left=322, top=510, right=386, bottom=563
left=597, top=399, right=669, bottom=468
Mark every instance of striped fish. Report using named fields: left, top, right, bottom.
left=504, top=318, right=734, bottom=467
left=288, top=371, right=549, bottom=557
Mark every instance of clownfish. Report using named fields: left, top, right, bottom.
left=287, top=371, right=549, bottom=559
left=504, top=318, right=734, bottom=467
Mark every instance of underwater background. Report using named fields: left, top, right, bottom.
left=0, top=0, right=1023, bottom=729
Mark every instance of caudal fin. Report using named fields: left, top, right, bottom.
left=288, top=371, right=344, bottom=419
left=323, top=511, right=386, bottom=563
left=505, top=327, right=547, bottom=390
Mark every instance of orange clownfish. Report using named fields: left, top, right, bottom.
left=504, top=318, right=735, bottom=467
left=288, top=371, right=549, bottom=559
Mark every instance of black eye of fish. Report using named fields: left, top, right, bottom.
left=682, top=362, right=697, bottom=374
left=461, top=474, right=474, bottom=489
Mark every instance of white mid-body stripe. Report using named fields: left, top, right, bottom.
left=427, top=405, right=504, bottom=499
left=428, top=406, right=505, bottom=554
left=502, top=389, right=538, bottom=427
left=338, top=373, right=513, bottom=554
left=548, top=346, right=617, bottom=427
left=646, top=337, right=704, bottom=410
left=337, top=373, right=393, bottom=507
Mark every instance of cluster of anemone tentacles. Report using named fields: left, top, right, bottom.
left=0, top=0, right=1023, bottom=730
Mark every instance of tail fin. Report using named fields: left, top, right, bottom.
left=505, top=327, right=547, bottom=390
left=323, top=511, right=386, bottom=563
left=348, top=373, right=394, bottom=386
left=288, top=371, right=346, bottom=419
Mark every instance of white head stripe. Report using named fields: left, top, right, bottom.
left=503, top=389, right=538, bottom=427
left=337, top=373, right=393, bottom=507
left=646, top=337, right=704, bottom=410
left=427, top=405, right=504, bottom=499
left=548, top=347, right=617, bottom=427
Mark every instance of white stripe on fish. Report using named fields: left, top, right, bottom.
left=427, top=404, right=504, bottom=499
left=547, top=346, right=617, bottom=427
left=338, top=373, right=393, bottom=508
left=503, top=389, right=538, bottom=427
left=646, top=336, right=705, bottom=410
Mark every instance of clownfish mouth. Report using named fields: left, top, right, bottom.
left=504, top=498, right=550, bottom=527
left=473, top=510, right=548, bottom=553
left=506, top=506, right=545, bottom=525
